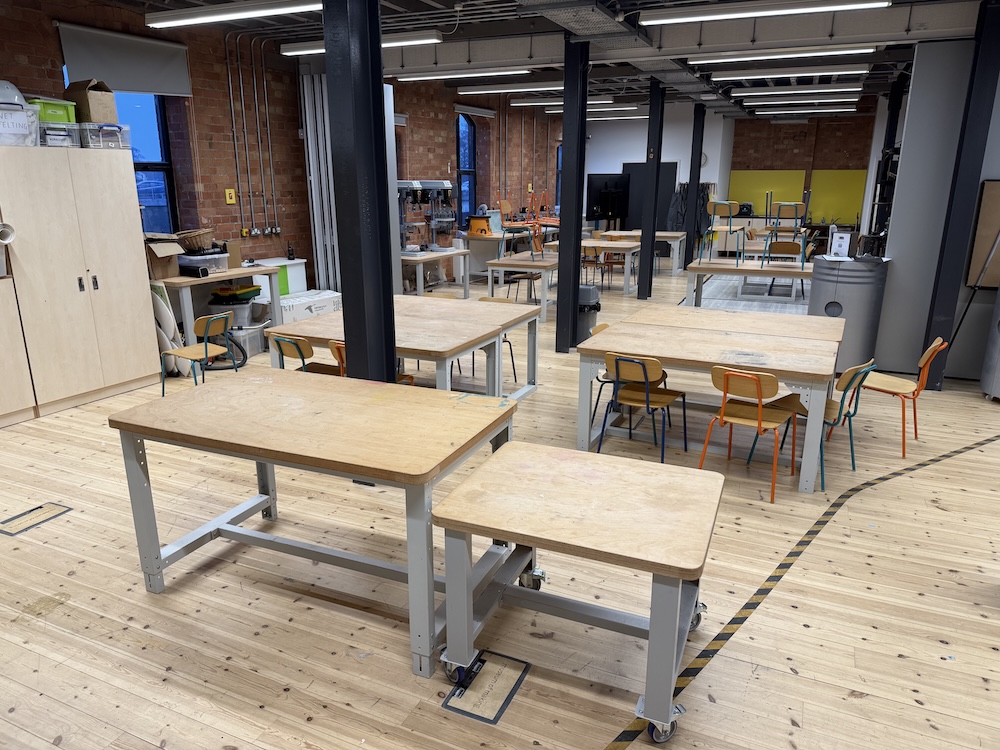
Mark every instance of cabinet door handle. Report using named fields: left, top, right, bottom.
left=78, top=277, right=85, bottom=292
left=91, top=275, right=99, bottom=290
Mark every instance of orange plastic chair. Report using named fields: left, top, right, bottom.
left=860, top=337, right=949, bottom=457
left=698, top=366, right=796, bottom=503
left=331, top=340, right=415, bottom=385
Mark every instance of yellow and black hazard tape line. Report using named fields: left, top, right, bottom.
left=605, top=432, right=1000, bottom=748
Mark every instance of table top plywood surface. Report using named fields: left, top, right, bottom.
left=393, top=294, right=540, bottom=329
left=267, top=310, right=500, bottom=360
left=432, top=442, right=723, bottom=580
left=600, top=230, right=684, bottom=242
left=544, top=239, right=641, bottom=252
left=486, top=251, right=559, bottom=271
left=578, top=322, right=838, bottom=382
left=159, top=265, right=279, bottom=288
left=687, top=259, right=813, bottom=279
left=400, top=248, right=470, bottom=263
left=108, top=369, right=515, bottom=484
left=623, top=306, right=845, bottom=343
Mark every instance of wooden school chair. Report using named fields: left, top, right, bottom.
left=331, top=339, right=415, bottom=385
left=271, top=335, right=342, bottom=375
left=160, top=312, right=237, bottom=396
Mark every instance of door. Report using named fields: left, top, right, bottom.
left=0, top=147, right=105, bottom=403
left=0, top=277, right=36, bottom=421
left=68, top=149, right=159, bottom=386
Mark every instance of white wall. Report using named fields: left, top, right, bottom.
left=584, top=103, right=734, bottom=196
left=877, top=41, right=975, bottom=373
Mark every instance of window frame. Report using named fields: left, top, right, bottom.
left=121, top=94, right=178, bottom=233
left=456, top=113, right=477, bottom=227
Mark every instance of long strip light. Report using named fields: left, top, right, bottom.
left=587, top=115, right=649, bottom=121
left=147, top=0, right=321, bottom=28
left=510, top=97, right=613, bottom=107
left=753, top=106, right=859, bottom=115
left=640, top=1, right=890, bottom=26
left=690, top=46, right=875, bottom=66
left=732, top=84, right=863, bottom=97
left=712, top=65, right=870, bottom=81
left=458, top=81, right=564, bottom=95
left=745, top=95, right=861, bottom=106
left=397, top=69, right=530, bottom=82
left=545, top=105, right=639, bottom=114
left=281, top=31, right=444, bottom=55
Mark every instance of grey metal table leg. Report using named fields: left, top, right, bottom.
left=444, top=528, right=477, bottom=668
left=256, top=461, right=278, bottom=519
left=119, top=431, right=165, bottom=593
left=405, top=482, right=437, bottom=677
left=639, top=574, right=683, bottom=727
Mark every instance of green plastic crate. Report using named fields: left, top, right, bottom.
left=27, top=98, right=76, bottom=123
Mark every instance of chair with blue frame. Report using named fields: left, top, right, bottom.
left=747, top=359, right=876, bottom=492
left=762, top=202, right=807, bottom=268
left=699, top=201, right=745, bottom=266
left=597, top=352, right=688, bottom=463
left=160, top=312, right=238, bottom=397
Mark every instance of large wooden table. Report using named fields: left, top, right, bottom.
left=160, top=266, right=282, bottom=346
left=686, top=259, right=813, bottom=306
left=266, top=294, right=540, bottom=401
left=545, top=238, right=644, bottom=295
left=624, top=305, right=845, bottom=343
left=401, top=247, right=470, bottom=298
left=108, top=369, right=516, bottom=678
left=599, top=230, right=688, bottom=276
left=577, top=310, right=842, bottom=493
left=485, top=250, right=559, bottom=322
left=434, top=442, right=723, bottom=736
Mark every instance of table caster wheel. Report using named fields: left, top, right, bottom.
left=518, top=567, right=544, bottom=590
left=647, top=720, right=677, bottom=744
left=689, top=601, right=707, bottom=632
left=444, top=663, right=466, bottom=685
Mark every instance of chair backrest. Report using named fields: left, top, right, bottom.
left=708, top=201, right=738, bottom=219
left=769, top=241, right=802, bottom=256
left=590, top=322, right=610, bottom=337
left=775, top=202, right=806, bottom=221
left=272, top=335, right=313, bottom=370
left=605, top=352, right=665, bottom=406
left=193, top=311, right=233, bottom=338
left=711, top=365, right=779, bottom=430
left=329, top=340, right=347, bottom=376
left=914, top=337, right=949, bottom=396
left=833, top=358, right=876, bottom=422
left=479, top=296, right=514, bottom=304
left=582, top=246, right=603, bottom=259
left=499, top=199, right=513, bottom=218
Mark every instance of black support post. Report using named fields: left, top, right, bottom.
left=556, top=35, right=588, bottom=352
left=924, top=0, right=1000, bottom=389
left=683, top=103, right=706, bottom=268
left=323, top=0, right=396, bottom=382
left=637, top=79, right=664, bottom=300
left=871, top=74, right=907, bottom=235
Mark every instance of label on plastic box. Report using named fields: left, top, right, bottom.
left=0, top=110, right=28, bottom=134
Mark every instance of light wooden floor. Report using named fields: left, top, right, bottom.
left=2, top=272, right=999, bottom=750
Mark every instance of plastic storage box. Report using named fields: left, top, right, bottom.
left=27, top=97, right=76, bottom=123
left=176, top=252, right=229, bottom=275
left=0, top=103, right=40, bottom=147
left=79, top=123, right=131, bottom=150
left=208, top=300, right=252, bottom=327
left=40, top=122, right=81, bottom=148
left=252, top=257, right=308, bottom=298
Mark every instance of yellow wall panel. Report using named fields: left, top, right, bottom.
left=727, top=170, right=806, bottom=217
left=808, top=170, right=868, bottom=227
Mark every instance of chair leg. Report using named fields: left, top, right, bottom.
left=698, top=418, right=719, bottom=469
left=899, top=395, right=907, bottom=458
left=597, top=400, right=616, bottom=454
left=591, top=381, right=608, bottom=428
left=160, top=354, right=167, bottom=397
left=506, top=338, right=517, bottom=382
left=747, top=432, right=760, bottom=465
left=912, top=397, right=919, bottom=440
left=659, top=407, right=666, bottom=463
left=650, top=410, right=658, bottom=447
left=191, top=360, right=199, bottom=386
left=628, top=406, right=633, bottom=440
left=847, top=414, right=857, bottom=471
left=666, top=405, right=672, bottom=429
left=727, top=423, right=734, bottom=460
left=820, top=430, right=826, bottom=492
left=790, top=415, right=796, bottom=477
left=681, top=395, right=688, bottom=452
left=770, top=429, right=779, bottom=503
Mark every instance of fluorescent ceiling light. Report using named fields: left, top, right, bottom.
left=732, top=85, right=863, bottom=97
left=690, top=46, right=875, bottom=65
left=398, top=69, right=530, bottom=82
left=147, top=0, right=320, bottom=28
left=510, top=97, right=613, bottom=107
left=587, top=115, right=649, bottom=121
left=281, top=31, right=443, bottom=55
left=754, top=106, right=859, bottom=115
left=747, top=96, right=861, bottom=105
left=640, top=1, right=890, bottom=26
left=712, top=65, right=870, bottom=81
left=545, top=105, right=639, bottom=114
left=458, top=81, right=564, bottom=95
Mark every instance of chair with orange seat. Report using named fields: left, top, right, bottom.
left=597, top=352, right=687, bottom=462
left=330, top=339, right=415, bottom=385
left=860, top=337, right=948, bottom=457
left=698, top=366, right=797, bottom=503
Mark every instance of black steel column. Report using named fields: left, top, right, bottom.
left=924, top=0, right=1000, bottom=389
left=683, top=103, right=706, bottom=267
left=323, top=0, right=396, bottom=381
left=871, top=74, right=907, bottom=235
left=637, top=79, right=664, bottom=300
left=556, top=35, right=588, bottom=352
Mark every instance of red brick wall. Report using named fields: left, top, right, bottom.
left=0, top=0, right=313, bottom=280
left=731, top=115, right=875, bottom=186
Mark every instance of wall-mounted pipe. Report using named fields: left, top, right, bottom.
left=235, top=33, right=256, bottom=231
left=224, top=31, right=246, bottom=231
left=251, top=37, right=271, bottom=233
left=260, top=39, right=279, bottom=232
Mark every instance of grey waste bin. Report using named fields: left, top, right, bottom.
left=577, top=285, right=601, bottom=343
left=807, top=257, right=890, bottom=371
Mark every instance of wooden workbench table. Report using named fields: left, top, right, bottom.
left=434, top=442, right=723, bottom=737
left=599, top=230, right=689, bottom=276
left=108, top=368, right=516, bottom=678
left=486, top=250, right=559, bottom=322
left=401, top=247, right=470, bottom=297
left=623, top=305, right=845, bottom=343
left=685, top=259, right=813, bottom=306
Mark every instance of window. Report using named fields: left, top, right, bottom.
left=456, top=114, right=476, bottom=226
left=115, top=92, right=177, bottom=233
left=555, top=144, right=563, bottom=213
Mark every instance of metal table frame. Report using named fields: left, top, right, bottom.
left=486, top=259, right=558, bottom=323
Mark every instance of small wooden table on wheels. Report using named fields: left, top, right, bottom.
left=401, top=247, right=470, bottom=298
left=108, top=369, right=517, bottom=678
left=433, top=442, right=723, bottom=742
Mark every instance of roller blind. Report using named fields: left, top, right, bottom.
left=57, top=22, right=192, bottom=97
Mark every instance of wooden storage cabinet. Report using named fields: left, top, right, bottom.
left=0, top=277, right=36, bottom=427
left=0, top=147, right=159, bottom=423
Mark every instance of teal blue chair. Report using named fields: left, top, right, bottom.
left=160, top=312, right=237, bottom=396
left=699, top=200, right=744, bottom=266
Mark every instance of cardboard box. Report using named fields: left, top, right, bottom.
left=145, top=235, right=185, bottom=280
left=224, top=240, right=243, bottom=268
left=253, top=290, right=343, bottom=324
left=64, top=80, right=118, bottom=124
